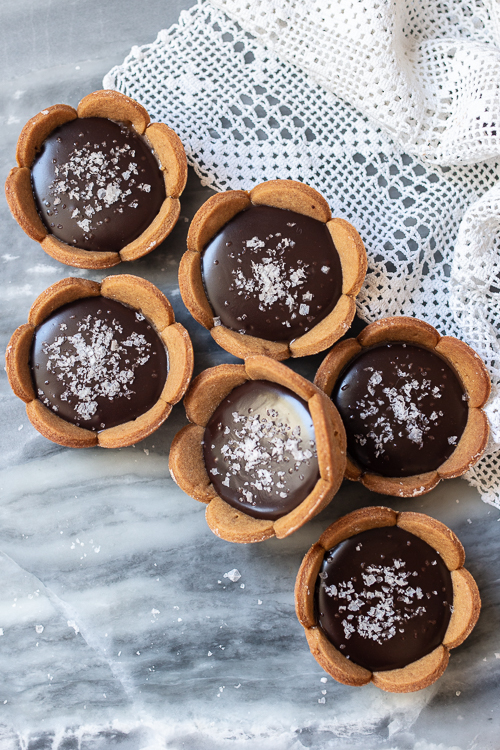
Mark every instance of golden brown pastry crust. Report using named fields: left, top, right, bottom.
left=186, top=191, right=251, bottom=254
left=295, top=506, right=481, bottom=692
left=40, top=235, right=121, bottom=270
left=169, top=425, right=218, bottom=504
left=28, top=277, right=101, bottom=326
left=327, top=218, right=367, bottom=297
left=397, top=511, right=465, bottom=570
left=249, top=180, right=332, bottom=222
left=6, top=90, right=187, bottom=269
left=211, top=325, right=290, bottom=361
left=15, top=104, right=77, bottom=168
left=145, top=123, right=188, bottom=198
left=179, top=179, right=367, bottom=360
left=169, top=355, right=347, bottom=542
left=305, top=626, right=372, bottom=686
left=26, top=399, right=98, bottom=448
left=77, top=90, right=150, bottom=134
left=5, top=167, right=48, bottom=242
left=314, top=316, right=491, bottom=497
left=184, top=364, right=249, bottom=426
left=442, top=567, right=481, bottom=649
left=5, top=324, right=36, bottom=403
left=371, top=646, right=450, bottom=693
left=119, top=196, right=181, bottom=263
left=5, top=275, right=193, bottom=449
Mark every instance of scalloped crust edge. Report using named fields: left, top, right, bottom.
left=314, top=316, right=491, bottom=496
left=7, top=275, right=190, bottom=448
left=180, top=181, right=366, bottom=360
left=8, top=90, right=185, bottom=268
left=170, top=356, right=346, bottom=542
left=295, top=506, right=480, bottom=691
left=77, top=90, right=150, bottom=134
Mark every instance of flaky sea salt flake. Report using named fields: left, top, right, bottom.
left=224, top=569, right=241, bottom=582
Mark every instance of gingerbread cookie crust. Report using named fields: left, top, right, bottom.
left=6, top=275, right=193, bottom=448
left=295, top=506, right=481, bottom=692
left=169, top=355, right=347, bottom=542
left=314, top=317, right=490, bottom=497
left=5, top=90, right=187, bottom=269
left=178, top=180, right=367, bottom=360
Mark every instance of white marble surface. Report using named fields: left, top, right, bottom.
left=0, top=2, right=499, bottom=748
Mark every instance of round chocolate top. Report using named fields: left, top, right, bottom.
left=31, top=117, right=166, bottom=252
left=201, top=204, right=342, bottom=343
left=203, top=380, right=320, bottom=520
left=316, top=525, right=453, bottom=672
left=332, top=342, right=468, bottom=477
left=30, top=296, right=168, bottom=431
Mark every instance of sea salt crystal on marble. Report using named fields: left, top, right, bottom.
left=35, top=625, right=44, bottom=634
left=224, top=569, right=241, bottom=582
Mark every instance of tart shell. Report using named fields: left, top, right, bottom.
left=295, top=506, right=481, bottom=693
left=5, top=275, right=193, bottom=448
left=5, top=90, right=187, bottom=269
left=179, top=180, right=367, bottom=360
left=314, top=316, right=491, bottom=497
left=169, top=355, right=347, bottom=542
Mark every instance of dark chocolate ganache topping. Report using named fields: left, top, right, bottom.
left=30, top=297, right=168, bottom=431
left=332, top=343, right=468, bottom=477
left=31, top=117, right=165, bottom=252
left=203, top=379, right=320, bottom=520
left=201, top=204, right=342, bottom=343
left=316, top=525, right=453, bottom=672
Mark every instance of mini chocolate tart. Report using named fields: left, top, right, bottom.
left=5, top=90, right=187, bottom=269
left=6, top=275, right=193, bottom=448
left=203, top=380, right=320, bottom=521
left=295, top=506, right=481, bottom=692
left=315, top=317, right=490, bottom=497
left=169, top=355, right=347, bottom=542
left=178, top=180, right=367, bottom=360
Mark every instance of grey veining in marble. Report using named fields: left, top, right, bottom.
left=0, top=2, right=499, bottom=749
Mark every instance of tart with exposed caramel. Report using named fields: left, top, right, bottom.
left=5, top=90, right=187, bottom=269
left=314, top=316, right=490, bottom=497
left=6, top=275, right=193, bottom=448
left=295, top=506, right=481, bottom=693
left=178, top=179, right=367, bottom=360
left=169, top=355, right=347, bottom=542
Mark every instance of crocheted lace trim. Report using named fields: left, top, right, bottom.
left=104, top=0, right=500, bottom=508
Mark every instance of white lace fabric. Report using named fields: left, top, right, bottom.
left=104, top=0, right=500, bottom=509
